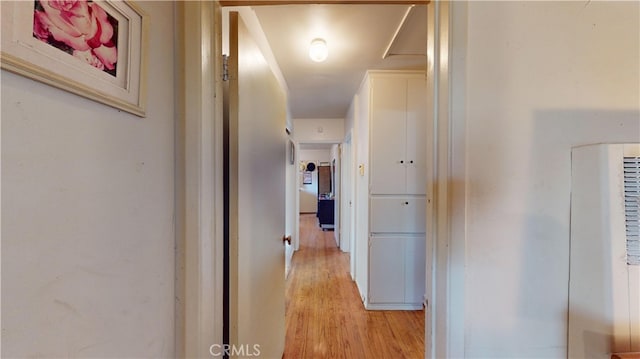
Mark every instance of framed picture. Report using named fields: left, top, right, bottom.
left=303, top=172, right=312, bottom=185
left=1, top=0, right=148, bottom=117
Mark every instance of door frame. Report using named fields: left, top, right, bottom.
left=176, top=1, right=458, bottom=358
left=425, top=1, right=460, bottom=358
left=175, top=2, right=224, bottom=357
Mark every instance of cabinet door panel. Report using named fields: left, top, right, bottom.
left=370, top=197, right=426, bottom=233
left=369, top=236, right=405, bottom=303
left=404, top=236, right=426, bottom=304
left=370, top=77, right=407, bottom=194
left=406, top=77, right=428, bottom=195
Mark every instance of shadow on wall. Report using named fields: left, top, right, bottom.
left=570, top=307, right=628, bottom=359
left=463, top=96, right=640, bottom=354
left=519, top=110, right=640, bottom=352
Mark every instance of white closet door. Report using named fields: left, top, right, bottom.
left=370, top=77, right=407, bottom=194
left=369, top=236, right=405, bottom=303
left=406, top=76, right=428, bottom=195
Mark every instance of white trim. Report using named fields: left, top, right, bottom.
left=365, top=303, right=424, bottom=310
left=424, top=2, right=436, bottom=357
left=448, top=1, right=467, bottom=357
left=175, top=2, right=224, bottom=357
left=434, top=1, right=451, bottom=357
left=426, top=1, right=462, bottom=358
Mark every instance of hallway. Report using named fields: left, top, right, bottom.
left=284, top=214, right=424, bottom=358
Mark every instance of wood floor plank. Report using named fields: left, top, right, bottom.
left=284, top=214, right=425, bottom=358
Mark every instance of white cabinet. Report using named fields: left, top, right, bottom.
left=370, top=197, right=426, bottom=233
left=368, top=235, right=426, bottom=309
left=370, top=76, right=427, bottom=195
left=352, top=70, right=428, bottom=311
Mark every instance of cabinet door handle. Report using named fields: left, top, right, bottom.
left=410, top=160, right=414, bottom=164
left=404, top=201, right=409, bottom=205
left=400, top=160, right=404, bottom=164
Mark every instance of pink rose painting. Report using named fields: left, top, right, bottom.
left=33, top=0, right=118, bottom=76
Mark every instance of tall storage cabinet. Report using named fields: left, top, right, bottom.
left=370, top=76, right=427, bottom=195
left=354, top=70, right=427, bottom=310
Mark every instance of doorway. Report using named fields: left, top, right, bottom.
left=297, top=145, right=340, bottom=220
left=177, top=1, right=453, bottom=358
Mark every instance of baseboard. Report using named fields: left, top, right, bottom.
left=365, top=303, right=423, bottom=311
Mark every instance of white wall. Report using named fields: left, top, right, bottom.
left=293, top=118, right=344, bottom=143
left=298, top=149, right=331, bottom=213
left=344, top=105, right=355, bottom=142
left=1, top=2, right=176, bottom=357
left=450, top=1, right=640, bottom=357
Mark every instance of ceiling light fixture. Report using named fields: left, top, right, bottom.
left=309, top=38, right=328, bottom=62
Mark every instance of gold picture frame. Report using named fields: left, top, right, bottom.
left=1, top=0, right=148, bottom=117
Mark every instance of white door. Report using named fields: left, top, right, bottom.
left=369, top=76, right=408, bottom=194
left=228, top=11, right=286, bottom=358
left=406, top=76, right=428, bottom=195
left=369, top=236, right=405, bottom=304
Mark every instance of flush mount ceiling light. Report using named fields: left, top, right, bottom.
left=309, top=38, right=328, bottom=62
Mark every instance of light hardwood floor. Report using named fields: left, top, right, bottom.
left=284, top=214, right=425, bottom=358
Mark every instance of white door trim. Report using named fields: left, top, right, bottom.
left=446, top=2, right=468, bottom=357
left=426, top=1, right=465, bottom=358
left=175, top=2, right=224, bottom=357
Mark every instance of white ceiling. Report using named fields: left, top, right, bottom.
left=252, top=4, right=427, bottom=119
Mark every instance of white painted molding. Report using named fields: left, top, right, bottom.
left=447, top=1, right=467, bottom=357
left=425, top=1, right=461, bottom=358
left=175, top=2, right=224, bottom=357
